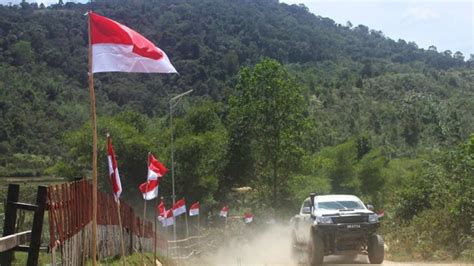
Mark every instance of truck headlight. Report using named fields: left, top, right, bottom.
left=315, top=216, right=333, bottom=224
left=368, top=214, right=379, bottom=223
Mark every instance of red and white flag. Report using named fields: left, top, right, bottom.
left=162, top=209, right=174, bottom=227
left=106, top=134, right=122, bottom=200
left=189, top=202, right=199, bottom=216
left=147, top=153, right=168, bottom=181
left=219, top=205, right=229, bottom=218
left=377, top=210, right=385, bottom=219
left=139, top=179, right=159, bottom=200
left=157, top=201, right=166, bottom=221
left=172, top=198, right=186, bottom=217
left=89, top=12, right=177, bottom=74
left=244, top=213, right=254, bottom=223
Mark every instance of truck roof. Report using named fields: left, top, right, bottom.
left=305, top=194, right=363, bottom=203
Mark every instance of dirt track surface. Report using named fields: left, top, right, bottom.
left=183, top=223, right=473, bottom=266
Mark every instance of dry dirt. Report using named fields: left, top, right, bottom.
left=181, top=223, right=473, bottom=266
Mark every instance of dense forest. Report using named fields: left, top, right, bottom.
left=0, top=0, right=472, bottom=260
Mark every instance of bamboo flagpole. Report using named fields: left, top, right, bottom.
left=197, top=212, right=200, bottom=249
left=87, top=11, right=98, bottom=266
left=154, top=197, right=158, bottom=265
left=184, top=209, right=189, bottom=239
left=141, top=182, right=148, bottom=264
left=116, top=200, right=126, bottom=266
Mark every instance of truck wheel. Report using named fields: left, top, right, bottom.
left=308, top=233, right=324, bottom=266
left=368, top=234, right=384, bottom=264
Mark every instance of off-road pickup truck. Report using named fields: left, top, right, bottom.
left=291, top=193, right=384, bottom=265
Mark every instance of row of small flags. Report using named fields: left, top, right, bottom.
left=107, top=135, right=254, bottom=227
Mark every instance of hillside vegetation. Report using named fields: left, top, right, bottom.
left=0, top=0, right=472, bottom=260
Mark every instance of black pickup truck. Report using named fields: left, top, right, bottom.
left=291, top=193, right=384, bottom=265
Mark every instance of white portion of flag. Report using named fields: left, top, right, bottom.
left=189, top=208, right=199, bottom=216
left=244, top=215, right=254, bottom=223
left=219, top=210, right=228, bottom=218
left=173, top=205, right=186, bottom=217
left=107, top=154, right=122, bottom=200
left=92, top=44, right=177, bottom=74
left=141, top=184, right=158, bottom=200
left=162, top=210, right=174, bottom=227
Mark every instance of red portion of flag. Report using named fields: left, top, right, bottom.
left=157, top=201, right=166, bottom=220
left=148, top=153, right=168, bottom=180
left=107, top=135, right=122, bottom=199
left=190, top=202, right=199, bottom=210
left=89, top=12, right=163, bottom=60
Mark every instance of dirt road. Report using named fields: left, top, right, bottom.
left=184, top=223, right=472, bottom=266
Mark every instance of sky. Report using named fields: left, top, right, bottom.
left=281, top=0, right=473, bottom=58
left=2, top=0, right=473, bottom=58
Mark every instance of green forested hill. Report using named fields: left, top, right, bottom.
left=0, top=0, right=471, bottom=159
left=0, top=0, right=473, bottom=260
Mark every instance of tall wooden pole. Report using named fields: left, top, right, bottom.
left=87, top=11, right=98, bottom=266
left=116, top=200, right=126, bottom=266
left=184, top=209, right=189, bottom=239
left=141, top=194, right=148, bottom=264
left=154, top=198, right=158, bottom=265
left=197, top=213, right=200, bottom=249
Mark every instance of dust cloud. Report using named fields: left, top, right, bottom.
left=186, top=223, right=299, bottom=266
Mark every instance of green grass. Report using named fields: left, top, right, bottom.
left=89, top=252, right=175, bottom=266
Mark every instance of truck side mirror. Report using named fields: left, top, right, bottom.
left=302, top=206, right=311, bottom=214
left=366, top=204, right=374, bottom=211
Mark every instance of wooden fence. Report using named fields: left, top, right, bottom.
left=47, top=179, right=165, bottom=265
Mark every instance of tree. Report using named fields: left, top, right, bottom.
left=227, top=58, right=309, bottom=207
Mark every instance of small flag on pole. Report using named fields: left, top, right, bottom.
left=189, top=202, right=199, bottom=216
left=219, top=205, right=229, bottom=218
left=148, top=153, right=168, bottom=180
left=106, top=134, right=122, bottom=200
left=139, top=154, right=167, bottom=200
left=162, top=209, right=174, bottom=227
left=157, top=201, right=166, bottom=221
left=172, top=198, right=186, bottom=217
left=377, top=210, right=385, bottom=219
left=244, top=213, right=254, bottom=223
left=139, top=180, right=159, bottom=200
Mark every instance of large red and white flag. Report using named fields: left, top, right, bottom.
left=172, top=198, right=186, bottom=217
left=148, top=153, right=168, bottom=181
left=89, top=12, right=177, bottom=74
left=244, top=213, right=254, bottom=223
left=107, top=134, right=122, bottom=200
left=139, top=179, right=159, bottom=200
left=219, top=205, right=229, bottom=218
left=189, top=202, right=199, bottom=216
left=162, top=209, right=174, bottom=227
left=157, top=201, right=166, bottom=221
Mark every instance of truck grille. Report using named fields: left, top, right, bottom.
left=331, top=215, right=368, bottom=224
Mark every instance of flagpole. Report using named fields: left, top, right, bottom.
left=185, top=208, right=189, bottom=239
left=116, top=200, right=126, bottom=266
left=154, top=197, right=158, bottom=265
left=87, top=11, right=98, bottom=266
left=141, top=183, right=149, bottom=265
left=197, top=212, right=200, bottom=250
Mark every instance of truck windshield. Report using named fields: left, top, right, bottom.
left=317, top=201, right=365, bottom=210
